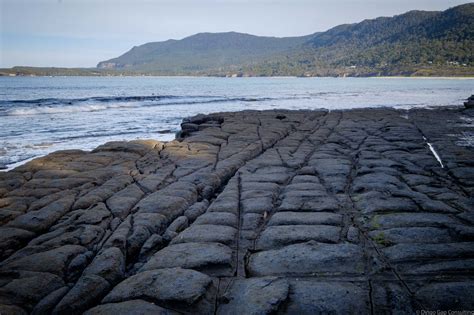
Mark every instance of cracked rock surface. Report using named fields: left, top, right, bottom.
left=1, top=107, right=474, bottom=314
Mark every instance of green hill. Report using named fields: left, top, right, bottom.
left=2, top=3, right=473, bottom=77
left=97, top=32, right=316, bottom=73
left=95, top=3, right=474, bottom=76
left=251, top=2, right=474, bottom=76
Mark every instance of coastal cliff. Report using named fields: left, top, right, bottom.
left=0, top=107, right=473, bottom=313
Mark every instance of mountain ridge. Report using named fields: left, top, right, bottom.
left=2, top=3, right=473, bottom=77
left=97, top=31, right=317, bottom=72
left=95, top=2, right=473, bottom=76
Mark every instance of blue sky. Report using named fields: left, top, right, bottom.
left=0, top=0, right=471, bottom=68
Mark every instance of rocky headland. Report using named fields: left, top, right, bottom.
left=0, top=107, right=473, bottom=314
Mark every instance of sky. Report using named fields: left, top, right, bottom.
left=0, top=0, right=471, bottom=68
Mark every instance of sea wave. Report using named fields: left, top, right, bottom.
left=5, top=102, right=142, bottom=116
left=0, top=95, right=274, bottom=116
left=0, top=95, right=172, bottom=106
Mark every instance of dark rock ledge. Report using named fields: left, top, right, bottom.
left=1, top=107, right=474, bottom=314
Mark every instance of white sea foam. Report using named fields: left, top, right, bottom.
left=5, top=102, right=138, bottom=116
left=3, top=96, right=235, bottom=116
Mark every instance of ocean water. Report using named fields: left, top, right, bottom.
left=0, top=76, right=472, bottom=170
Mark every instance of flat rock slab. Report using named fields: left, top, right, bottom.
left=1, top=107, right=474, bottom=313
left=217, top=277, right=289, bottom=314
left=248, top=241, right=365, bottom=276
left=255, top=225, right=341, bottom=250
left=102, top=268, right=214, bottom=312
left=84, top=299, right=180, bottom=315
left=268, top=211, right=342, bottom=226
left=284, top=280, right=371, bottom=314
left=142, top=242, right=234, bottom=276
left=170, top=224, right=237, bottom=245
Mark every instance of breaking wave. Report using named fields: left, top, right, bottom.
left=0, top=95, right=273, bottom=116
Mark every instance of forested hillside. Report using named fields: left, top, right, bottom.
left=95, top=3, right=473, bottom=76
left=3, top=3, right=473, bottom=77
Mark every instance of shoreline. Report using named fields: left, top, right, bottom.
left=0, top=104, right=468, bottom=173
left=371, top=76, right=474, bottom=80
left=2, top=74, right=474, bottom=79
